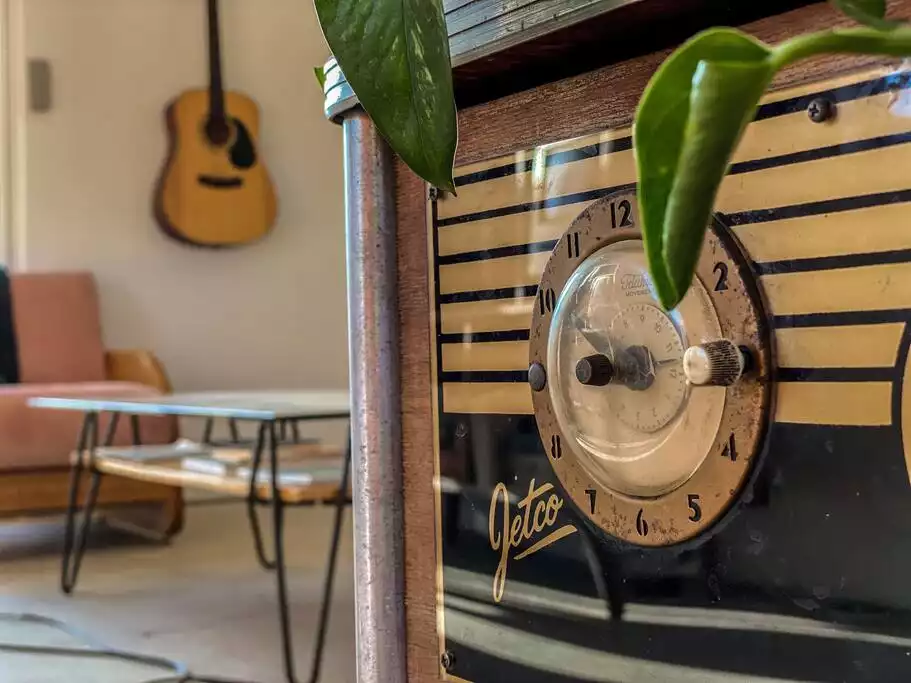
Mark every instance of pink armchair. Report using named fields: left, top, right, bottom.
left=0, top=272, right=182, bottom=536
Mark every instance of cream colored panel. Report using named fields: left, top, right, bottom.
left=442, top=341, right=530, bottom=372
left=440, top=69, right=908, bottom=224
left=438, top=149, right=635, bottom=221
left=775, top=382, right=893, bottom=426
left=717, top=145, right=911, bottom=215
left=762, top=262, right=911, bottom=316
left=447, top=69, right=879, bottom=182
left=442, top=137, right=911, bottom=228
left=761, top=69, right=890, bottom=103
left=452, top=128, right=631, bottom=179
left=737, top=203, right=911, bottom=263
left=437, top=205, right=578, bottom=256
left=733, top=90, right=908, bottom=166
left=439, top=252, right=550, bottom=294
left=775, top=324, right=904, bottom=368
left=440, top=298, right=536, bottom=335
left=443, top=382, right=534, bottom=415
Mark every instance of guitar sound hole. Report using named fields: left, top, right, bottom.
left=204, top=116, right=231, bottom=146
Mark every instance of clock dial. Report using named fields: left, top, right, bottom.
left=529, top=190, right=771, bottom=546
left=606, top=302, right=687, bottom=433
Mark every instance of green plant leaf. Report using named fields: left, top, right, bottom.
left=831, top=0, right=900, bottom=30
left=314, top=65, right=327, bottom=90
left=664, top=60, right=773, bottom=299
left=772, top=26, right=911, bottom=67
left=633, top=28, right=772, bottom=309
left=634, top=24, right=911, bottom=310
left=315, top=0, right=457, bottom=192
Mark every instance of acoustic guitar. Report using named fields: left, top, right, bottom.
left=155, top=0, right=277, bottom=247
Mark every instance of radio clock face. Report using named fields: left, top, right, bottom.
left=529, top=190, right=771, bottom=546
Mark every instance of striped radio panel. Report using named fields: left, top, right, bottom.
left=429, top=67, right=911, bottom=471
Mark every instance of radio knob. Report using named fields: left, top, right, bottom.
left=683, top=340, right=749, bottom=387
left=575, top=354, right=614, bottom=386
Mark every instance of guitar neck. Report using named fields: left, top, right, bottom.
left=207, top=0, right=226, bottom=122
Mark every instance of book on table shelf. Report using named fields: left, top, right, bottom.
left=235, top=458, right=343, bottom=485
left=96, top=438, right=211, bottom=462
left=182, top=445, right=253, bottom=475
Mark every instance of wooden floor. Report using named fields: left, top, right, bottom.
left=0, top=500, right=356, bottom=682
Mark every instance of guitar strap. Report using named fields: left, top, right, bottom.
left=0, top=269, right=20, bottom=384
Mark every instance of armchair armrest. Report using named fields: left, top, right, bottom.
left=105, top=350, right=172, bottom=393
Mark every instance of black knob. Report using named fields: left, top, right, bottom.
left=575, top=354, right=614, bottom=386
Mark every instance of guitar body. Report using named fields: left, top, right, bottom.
left=155, top=88, right=277, bottom=247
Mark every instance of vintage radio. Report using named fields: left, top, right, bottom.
left=326, top=1, right=911, bottom=681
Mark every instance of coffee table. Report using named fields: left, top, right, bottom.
left=29, top=390, right=351, bottom=683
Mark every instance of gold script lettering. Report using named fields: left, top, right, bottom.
left=488, top=478, right=577, bottom=603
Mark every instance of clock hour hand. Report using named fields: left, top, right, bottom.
left=570, top=313, right=640, bottom=382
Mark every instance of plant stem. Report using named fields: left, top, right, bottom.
left=772, top=26, right=911, bottom=70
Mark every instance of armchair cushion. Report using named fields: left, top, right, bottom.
left=0, top=382, right=177, bottom=470
left=11, top=272, right=106, bottom=384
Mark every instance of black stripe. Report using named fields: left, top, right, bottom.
left=439, top=329, right=530, bottom=344
left=755, top=248, right=911, bottom=276
left=447, top=73, right=911, bottom=190
left=777, top=367, right=894, bottom=382
left=453, top=137, right=633, bottom=188
left=440, top=370, right=528, bottom=383
left=754, top=71, right=911, bottom=121
left=726, top=188, right=911, bottom=226
left=436, top=183, right=636, bottom=227
left=0, top=269, right=18, bottom=384
left=454, top=158, right=533, bottom=187
left=442, top=161, right=911, bottom=231
left=729, top=131, right=911, bottom=176
left=774, top=310, right=911, bottom=329
left=437, top=240, right=557, bottom=265
left=439, top=284, right=538, bottom=305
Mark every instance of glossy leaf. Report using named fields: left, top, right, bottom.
left=663, top=60, right=773, bottom=298
left=635, top=23, right=911, bottom=309
left=633, top=28, right=772, bottom=308
left=315, top=0, right=457, bottom=192
left=831, top=0, right=900, bottom=30
left=314, top=65, right=326, bottom=90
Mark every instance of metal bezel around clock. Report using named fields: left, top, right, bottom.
left=528, top=190, right=772, bottom=547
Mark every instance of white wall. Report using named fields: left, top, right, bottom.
left=5, top=1, right=348, bottom=430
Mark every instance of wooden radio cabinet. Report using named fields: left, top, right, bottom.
left=326, top=1, right=911, bottom=681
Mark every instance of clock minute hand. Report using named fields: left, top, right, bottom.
left=571, top=313, right=623, bottom=358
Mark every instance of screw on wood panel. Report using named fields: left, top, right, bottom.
left=528, top=362, right=547, bottom=392
left=807, top=97, right=835, bottom=123
left=428, top=187, right=439, bottom=200
left=441, top=650, right=456, bottom=672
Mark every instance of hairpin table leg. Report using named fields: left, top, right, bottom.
left=61, top=411, right=120, bottom=594
left=247, top=422, right=277, bottom=570
left=302, top=427, right=351, bottom=683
